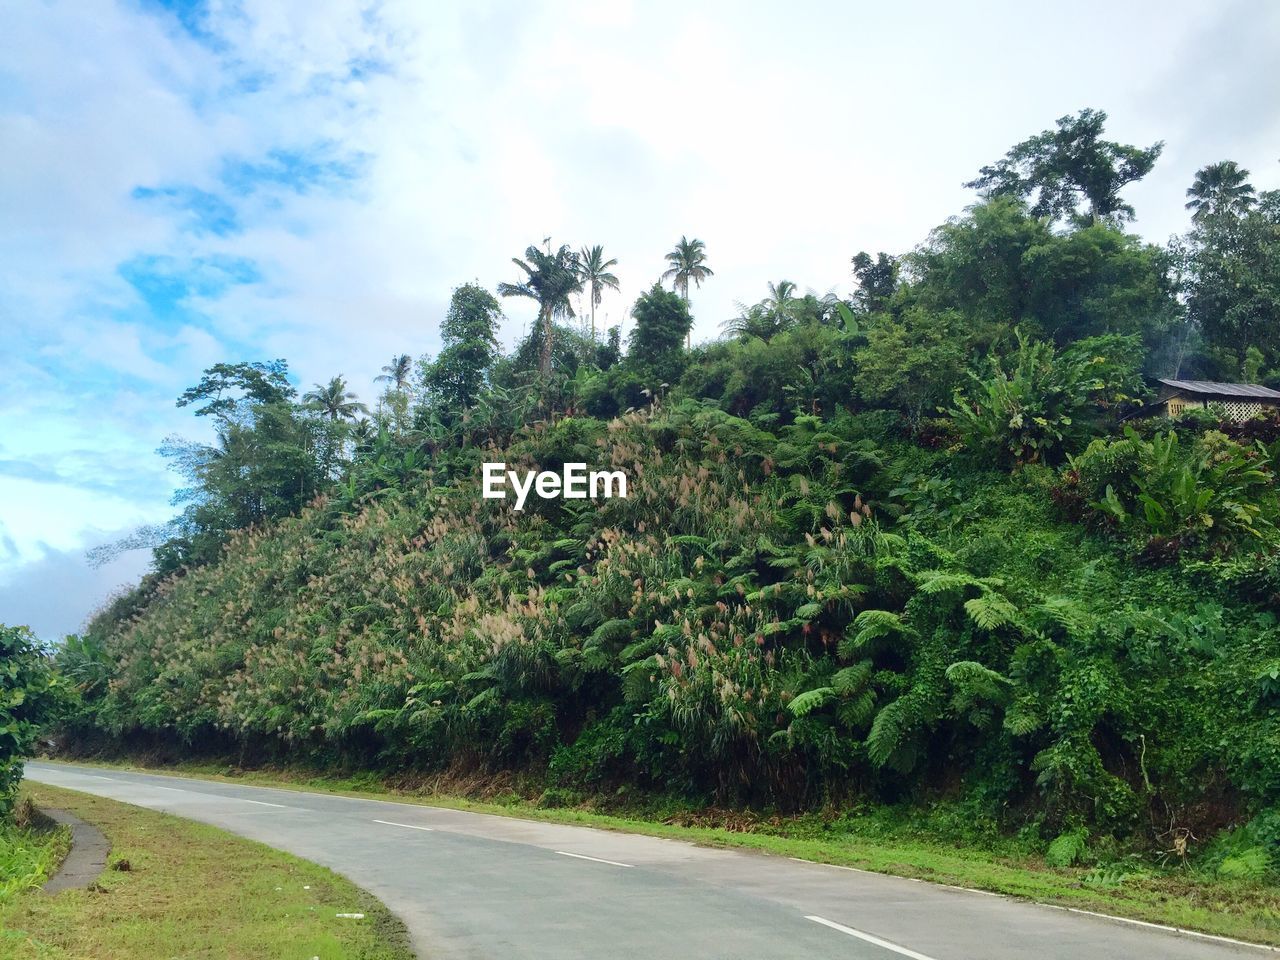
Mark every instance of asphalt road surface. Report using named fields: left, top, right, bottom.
left=25, top=761, right=1271, bottom=960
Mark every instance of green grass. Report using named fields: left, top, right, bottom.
left=0, top=782, right=414, bottom=960
left=45, top=756, right=1280, bottom=948
left=0, top=807, right=69, bottom=905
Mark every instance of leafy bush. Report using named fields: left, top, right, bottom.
left=1075, top=427, right=1278, bottom=557
left=1218, top=847, right=1272, bottom=880
left=950, top=334, right=1144, bottom=466
left=1045, top=826, right=1089, bottom=867
left=1, top=625, right=62, bottom=821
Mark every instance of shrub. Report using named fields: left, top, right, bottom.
left=1082, top=428, right=1278, bottom=557
left=1, top=624, right=63, bottom=820
left=950, top=333, right=1143, bottom=467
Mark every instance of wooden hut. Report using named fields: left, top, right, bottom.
left=1139, top=379, right=1280, bottom=423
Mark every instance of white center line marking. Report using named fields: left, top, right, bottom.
left=806, top=916, right=938, bottom=960
left=239, top=798, right=288, bottom=808
left=556, top=851, right=632, bottom=868
left=372, top=819, right=435, bottom=832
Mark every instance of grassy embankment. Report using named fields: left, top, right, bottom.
left=0, top=781, right=414, bottom=960
left=49, top=756, right=1280, bottom=949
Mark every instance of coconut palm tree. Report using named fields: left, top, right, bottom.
left=375, top=355, right=412, bottom=391
left=303, top=376, right=368, bottom=421
left=662, top=236, right=713, bottom=348
left=662, top=236, right=714, bottom=303
left=1185, top=161, right=1256, bottom=222
left=498, top=243, right=583, bottom=376
left=577, top=245, right=620, bottom=340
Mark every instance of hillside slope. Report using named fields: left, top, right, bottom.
left=70, top=402, right=1280, bottom=874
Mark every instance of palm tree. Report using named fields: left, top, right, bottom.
left=349, top=418, right=377, bottom=454
left=762, top=280, right=798, bottom=324
left=1185, top=161, right=1256, bottom=222
left=375, top=355, right=412, bottom=391
left=577, top=245, right=620, bottom=340
left=662, top=236, right=713, bottom=347
left=662, top=236, right=714, bottom=303
left=304, top=376, right=368, bottom=421
left=498, top=243, right=583, bottom=376
left=722, top=281, right=801, bottom=342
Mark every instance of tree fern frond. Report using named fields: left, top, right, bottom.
left=840, top=609, right=905, bottom=657
left=916, top=571, right=981, bottom=594
left=964, top=594, right=1019, bottom=631
left=788, top=686, right=836, bottom=717
left=832, top=661, right=873, bottom=694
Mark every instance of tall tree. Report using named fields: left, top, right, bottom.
left=424, top=282, right=503, bottom=415
left=662, top=236, right=713, bottom=348
left=906, top=197, right=1175, bottom=352
left=1185, top=160, right=1256, bottom=223
left=175, top=360, right=295, bottom=423
left=303, top=376, right=367, bottom=422
left=154, top=366, right=346, bottom=571
left=662, top=236, right=714, bottom=303
left=498, top=243, right=583, bottom=376
left=375, top=355, right=413, bottom=391
left=1186, top=190, right=1280, bottom=379
left=577, top=245, right=620, bottom=339
left=850, top=252, right=899, bottom=313
left=965, top=108, right=1163, bottom=225
left=627, top=283, right=692, bottom=382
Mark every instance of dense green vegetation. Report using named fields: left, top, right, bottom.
left=50, top=110, right=1280, bottom=883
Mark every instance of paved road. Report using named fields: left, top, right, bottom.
left=25, top=762, right=1270, bottom=960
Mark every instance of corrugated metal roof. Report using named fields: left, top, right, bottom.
left=1158, top=379, right=1280, bottom=399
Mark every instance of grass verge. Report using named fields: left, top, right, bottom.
left=0, top=781, right=414, bottom=960
left=38, top=757, right=1280, bottom=948
left=0, top=804, right=70, bottom=905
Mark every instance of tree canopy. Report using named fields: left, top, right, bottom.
left=965, top=108, right=1163, bottom=225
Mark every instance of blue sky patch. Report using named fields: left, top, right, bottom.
left=132, top=184, right=240, bottom=236
left=118, top=253, right=262, bottom=322
left=220, top=146, right=366, bottom=197
left=138, top=0, right=228, bottom=49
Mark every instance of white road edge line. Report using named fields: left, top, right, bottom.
left=934, top=881, right=1002, bottom=897
left=372, top=819, right=435, bottom=832
left=788, top=857, right=878, bottom=876
left=805, top=916, right=938, bottom=960
left=1045, top=905, right=1280, bottom=953
left=556, top=851, right=632, bottom=868
left=788, top=857, right=1001, bottom=897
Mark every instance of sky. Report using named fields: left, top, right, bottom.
left=1, top=0, right=1278, bottom=641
